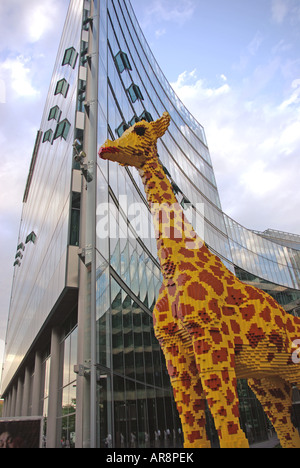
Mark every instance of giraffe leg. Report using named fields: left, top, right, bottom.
left=191, top=331, right=249, bottom=448
left=153, top=285, right=211, bottom=447
left=161, top=337, right=211, bottom=448
left=248, top=377, right=300, bottom=448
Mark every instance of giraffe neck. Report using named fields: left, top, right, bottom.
left=138, top=145, right=203, bottom=272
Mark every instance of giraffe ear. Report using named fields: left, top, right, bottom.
left=151, top=112, right=171, bottom=139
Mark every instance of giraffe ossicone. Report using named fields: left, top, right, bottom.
left=99, top=112, right=300, bottom=449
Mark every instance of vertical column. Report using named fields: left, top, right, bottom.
left=10, top=385, right=17, bottom=417
left=46, top=327, right=63, bottom=448
left=31, top=351, right=43, bottom=416
left=2, top=393, right=10, bottom=417
left=86, top=0, right=99, bottom=449
left=76, top=0, right=99, bottom=449
left=21, top=367, right=31, bottom=416
left=6, top=392, right=12, bottom=417
left=15, top=377, right=23, bottom=416
left=76, top=0, right=91, bottom=449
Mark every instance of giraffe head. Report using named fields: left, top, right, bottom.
left=99, top=112, right=171, bottom=168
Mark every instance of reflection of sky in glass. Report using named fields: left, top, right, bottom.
left=225, top=215, right=300, bottom=289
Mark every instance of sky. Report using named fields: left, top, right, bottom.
left=0, top=0, right=300, bottom=377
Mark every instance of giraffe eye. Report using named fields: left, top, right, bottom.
left=134, top=126, right=146, bottom=136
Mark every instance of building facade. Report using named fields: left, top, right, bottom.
left=1, top=0, right=300, bottom=448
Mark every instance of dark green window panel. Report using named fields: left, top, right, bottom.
left=127, top=84, right=144, bottom=103
left=171, top=182, right=182, bottom=195
left=26, top=231, right=37, bottom=244
left=43, top=129, right=53, bottom=143
left=54, top=119, right=71, bottom=141
left=162, top=165, right=172, bottom=178
left=116, top=122, right=129, bottom=138
left=55, top=78, right=69, bottom=98
left=129, top=115, right=140, bottom=127
left=181, top=196, right=191, bottom=210
left=48, top=105, right=61, bottom=122
left=139, top=110, right=153, bottom=122
left=62, top=47, right=78, bottom=69
left=114, top=51, right=132, bottom=73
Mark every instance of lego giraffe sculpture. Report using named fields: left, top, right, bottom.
left=99, top=112, right=300, bottom=448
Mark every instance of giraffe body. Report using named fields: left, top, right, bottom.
left=99, top=112, right=300, bottom=448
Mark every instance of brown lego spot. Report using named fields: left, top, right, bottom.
left=187, top=282, right=208, bottom=301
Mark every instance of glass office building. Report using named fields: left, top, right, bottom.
left=2, top=0, right=300, bottom=448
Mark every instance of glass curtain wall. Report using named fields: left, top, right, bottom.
left=1, top=0, right=84, bottom=393
left=3, top=0, right=300, bottom=449
left=94, top=0, right=300, bottom=448
left=94, top=0, right=221, bottom=448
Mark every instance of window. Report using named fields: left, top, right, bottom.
left=54, top=119, right=71, bottom=141
left=116, top=122, right=129, bottom=138
left=127, top=84, right=144, bottom=103
left=140, top=110, right=153, bottom=123
left=114, top=51, right=132, bottom=73
left=77, top=80, right=86, bottom=112
left=43, top=129, right=53, bottom=143
left=26, top=231, right=37, bottom=244
left=181, top=196, right=191, bottom=210
left=62, top=47, right=78, bottom=69
left=128, top=115, right=140, bottom=127
left=48, top=105, right=61, bottom=122
left=70, top=193, right=81, bottom=246
left=171, top=182, right=182, bottom=195
left=55, top=79, right=69, bottom=98
left=162, top=165, right=172, bottom=178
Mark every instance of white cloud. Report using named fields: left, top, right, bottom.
left=240, top=160, right=281, bottom=197
left=140, top=0, right=195, bottom=28
left=248, top=31, right=264, bottom=56
left=172, top=70, right=230, bottom=101
left=0, top=0, right=68, bottom=346
left=155, top=28, right=167, bottom=39
left=271, top=0, right=289, bottom=23
left=171, top=70, right=300, bottom=233
left=0, top=55, right=40, bottom=98
left=271, top=0, right=300, bottom=25
left=27, top=2, right=60, bottom=43
left=0, top=0, right=61, bottom=49
left=278, top=78, right=300, bottom=110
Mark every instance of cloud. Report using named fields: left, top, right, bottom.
left=271, top=0, right=289, bottom=23
left=27, top=2, right=60, bottom=43
left=0, top=55, right=40, bottom=98
left=0, top=0, right=68, bottom=346
left=140, top=0, right=196, bottom=28
left=171, top=70, right=300, bottom=234
left=248, top=31, right=264, bottom=56
left=271, top=0, right=300, bottom=24
left=0, top=0, right=61, bottom=50
left=155, top=28, right=167, bottom=39
left=278, top=78, right=300, bottom=110
left=173, top=70, right=231, bottom=101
